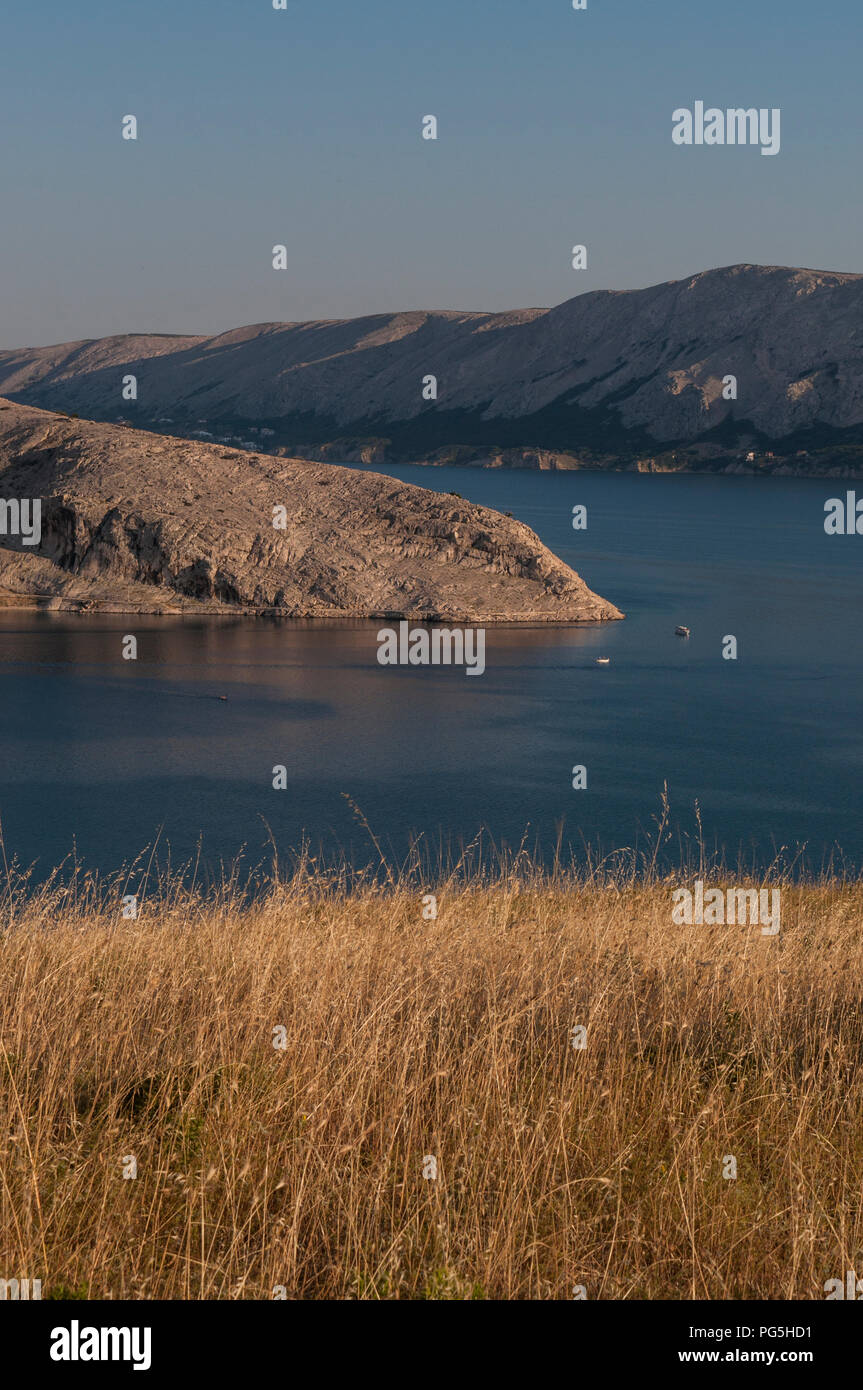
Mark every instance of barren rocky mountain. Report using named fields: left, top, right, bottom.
left=1, top=264, right=861, bottom=473
left=0, top=399, right=621, bottom=620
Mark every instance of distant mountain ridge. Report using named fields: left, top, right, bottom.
left=1, top=264, right=862, bottom=474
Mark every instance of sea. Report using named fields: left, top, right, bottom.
left=0, top=465, right=860, bottom=883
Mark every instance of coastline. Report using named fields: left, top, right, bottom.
left=0, top=592, right=624, bottom=620
left=275, top=440, right=863, bottom=480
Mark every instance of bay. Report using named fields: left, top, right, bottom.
left=0, top=465, right=859, bottom=880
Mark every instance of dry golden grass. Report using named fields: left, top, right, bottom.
left=2, top=858, right=863, bottom=1300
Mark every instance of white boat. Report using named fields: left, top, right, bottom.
left=595, top=657, right=610, bottom=665
left=675, top=625, right=690, bottom=637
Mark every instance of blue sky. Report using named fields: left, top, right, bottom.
left=1, top=0, right=859, bottom=346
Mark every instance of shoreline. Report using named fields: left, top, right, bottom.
left=113, top=423, right=863, bottom=481
left=0, top=590, right=624, bottom=621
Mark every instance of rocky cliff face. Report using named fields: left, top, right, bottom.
left=0, top=265, right=861, bottom=470
left=0, top=399, right=622, bottom=620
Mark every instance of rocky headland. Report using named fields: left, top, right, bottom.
left=0, top=399, right=622, bottom=621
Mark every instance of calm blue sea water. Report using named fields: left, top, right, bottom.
left=0, top=466, right=860, bottom=881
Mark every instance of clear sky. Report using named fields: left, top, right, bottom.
left=1, top=0, right=859, bottom=347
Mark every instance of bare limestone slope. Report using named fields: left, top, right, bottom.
left=0, top=265, right=861, bottom=471
left=0, top=399, right=622, bottom=620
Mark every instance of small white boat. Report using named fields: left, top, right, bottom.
left=675, top=625, right=690, bottom=637
left=595, top=657, right=610, bottom=665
